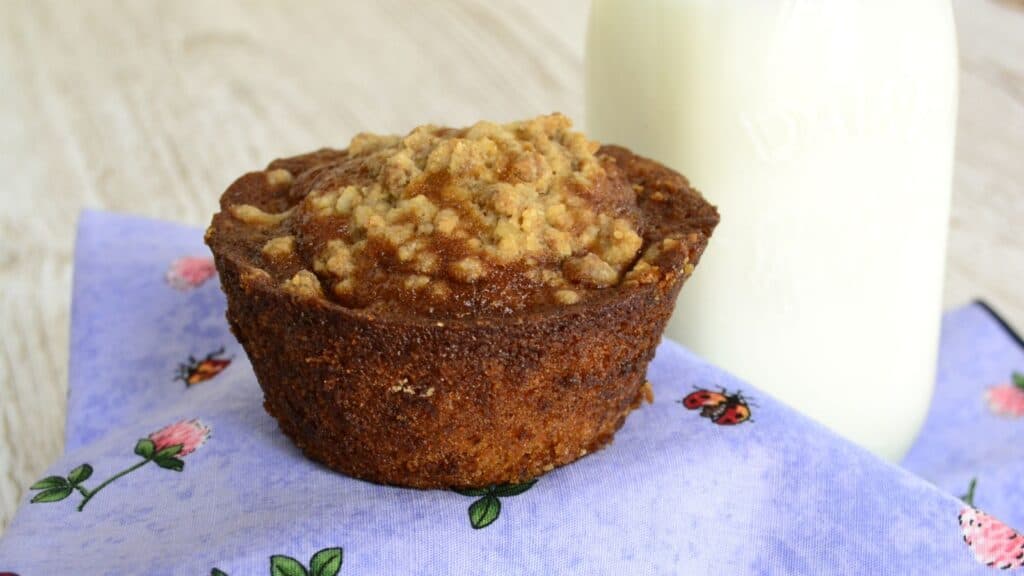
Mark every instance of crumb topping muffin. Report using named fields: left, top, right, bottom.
left=218, top=114, right=701, bottom=318
left=207, top=114, right=718, bottom=488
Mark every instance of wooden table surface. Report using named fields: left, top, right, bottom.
left=1, top=0, right=1021, bottom=532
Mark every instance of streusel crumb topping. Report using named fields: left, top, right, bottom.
left=216, top=114, right=695, bottom=316
left=298, top=114, right=642, bottom=297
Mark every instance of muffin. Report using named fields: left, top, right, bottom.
left=206, top=114, right=718, bottom=488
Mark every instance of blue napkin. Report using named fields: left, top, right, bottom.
left=1, top=211, right=1022, bottom=575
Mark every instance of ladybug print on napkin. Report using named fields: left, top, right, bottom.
left=681, top=387, right=753, bottom=425
left=176, top=348, right=232, bottom=387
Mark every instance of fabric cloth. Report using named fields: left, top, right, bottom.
left=1, top=210, right=1022, bottom=575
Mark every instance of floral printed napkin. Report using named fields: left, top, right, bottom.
left=1, top=211, right=1022, bottom=575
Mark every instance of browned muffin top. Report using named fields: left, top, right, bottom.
left=207, top=114, right=717, bottom=320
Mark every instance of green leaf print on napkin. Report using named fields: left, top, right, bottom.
left=66, top=464, right=93, bottom=485
left=468, top=495, right=501, bottom=529
left=213, top=547, right=343, bottom=576
left=308, top=548, right=344, bottom=576
left=29, top=483, right=73, bottom=504
left=455, top=480, right=537, bottom=529
left=270, top=555, right=308, bottom=576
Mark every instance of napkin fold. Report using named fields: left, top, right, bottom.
left=1, top=211, right=1021, bottom=575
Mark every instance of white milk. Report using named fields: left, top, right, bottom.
left=586, top=0, right=958, bottom=461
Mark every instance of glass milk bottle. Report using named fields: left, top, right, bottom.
left=586, top=0, right=958, bottom=461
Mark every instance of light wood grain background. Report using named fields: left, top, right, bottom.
left=0, top=0, right=1021, bottom=533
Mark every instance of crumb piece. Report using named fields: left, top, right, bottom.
left=404, top=275, right=431, bottom=290
left=240, top=266, right=271, bottom=288
left=332, top=278, right=356, bottom=297
left=387, top=379, right=435, bottom=398
left=266, top=168, right=294, bottom=189
left=641, top=381, right=654, bottom=404
left=564, top=253, right=618, bottom=287
left=554, top=289, right=580, bottom=305
left=261, top=235, right=295, bottom=260
left=282, top=270, right=323, bottom=298
left=230, top=204, right=294, bottom=226
left=449, top=257, right=486, bottom=284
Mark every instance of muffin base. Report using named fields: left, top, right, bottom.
left=217, top=254, right=681, bottom=488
